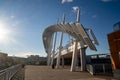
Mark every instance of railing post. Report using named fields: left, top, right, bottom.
left=103, top=64, right=105, bottom=73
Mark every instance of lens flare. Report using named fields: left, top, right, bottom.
left=0, top=22, right=10, bottom=43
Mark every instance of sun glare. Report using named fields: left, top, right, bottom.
left=0, top=22, right=10, bottom=43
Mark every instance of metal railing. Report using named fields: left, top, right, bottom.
left=87, top=64, right=113, bottom=75
left=0, top=64, right=22, bottom=80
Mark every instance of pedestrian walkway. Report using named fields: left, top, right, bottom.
left=25, top=65, right=113, bottom=80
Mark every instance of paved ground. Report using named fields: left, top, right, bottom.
left=25, top=65, right=113, bottom=80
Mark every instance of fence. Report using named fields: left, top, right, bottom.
left=87, top=64, right=113, bottom=75
left=0, top=64, right=23, bottom=80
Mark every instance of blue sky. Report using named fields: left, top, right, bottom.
left=0, top=0, right=120, bottom=57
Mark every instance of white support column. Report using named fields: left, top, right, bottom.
left=47, top=35, right=54, bottom=66
left=70, top=39, right=78, bottom=72
left=51, top=50, right=55, bottom=66
left=56, top=32, right=63, bottom=68
left=80, top=47, right=86, bottom=71
left=51, top=32, right=57, bottom=66
left=47, top=47, right=52, bottom=66
left=56, top=14, right=65, bottom=69
left=62, top=56, right=64, bottom=68
left=76, top=55, right=79, bottom=68
left=47, top=53, right=51, bottom=66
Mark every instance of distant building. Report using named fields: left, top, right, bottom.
left=0, top=52, right=8, bottom=65
left=26, top=55, right=47, bottom=65
left=0, top=52, right=8, bottom=61
left=8, top=56, right=26, bottom=65
left=0, top=52, right=27, bottom=70
left=0, top=52, right=8, bottom=69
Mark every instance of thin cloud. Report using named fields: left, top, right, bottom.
left=10, top=15, right=15, bottom=19
left=72, top=6, right=86, bottom=16
left=61, top=0, right=73, bottom=4
left=72, top=6, right=79, bottom=12
left=92, top=14, right=97, bottom=18
left=101, top=0, right=112, bottom=2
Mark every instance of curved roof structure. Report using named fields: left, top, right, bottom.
left=43, top=23, right=99, bottom=53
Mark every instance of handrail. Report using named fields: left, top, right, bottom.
left=0, top=64, right=23, bottom=80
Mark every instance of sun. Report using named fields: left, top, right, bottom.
left=0, top=22, right=10, bottom=43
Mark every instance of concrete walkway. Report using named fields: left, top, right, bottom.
left=25, top=65, right=113, bottom=80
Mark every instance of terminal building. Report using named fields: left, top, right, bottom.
left=108, top=21, right=120, bottom=79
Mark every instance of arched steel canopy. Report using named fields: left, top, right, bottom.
left=42, top=23, right=98, bottom=53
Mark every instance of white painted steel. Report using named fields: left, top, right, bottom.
left=43, top=22, right=99, bottom=71
left=51, top=32, right=57, bottom=66
left=56, top=32, right=63, bottom=68
left=43, top=23, right=98, bottom=53
left=70, top=40, right=78, bottom=72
